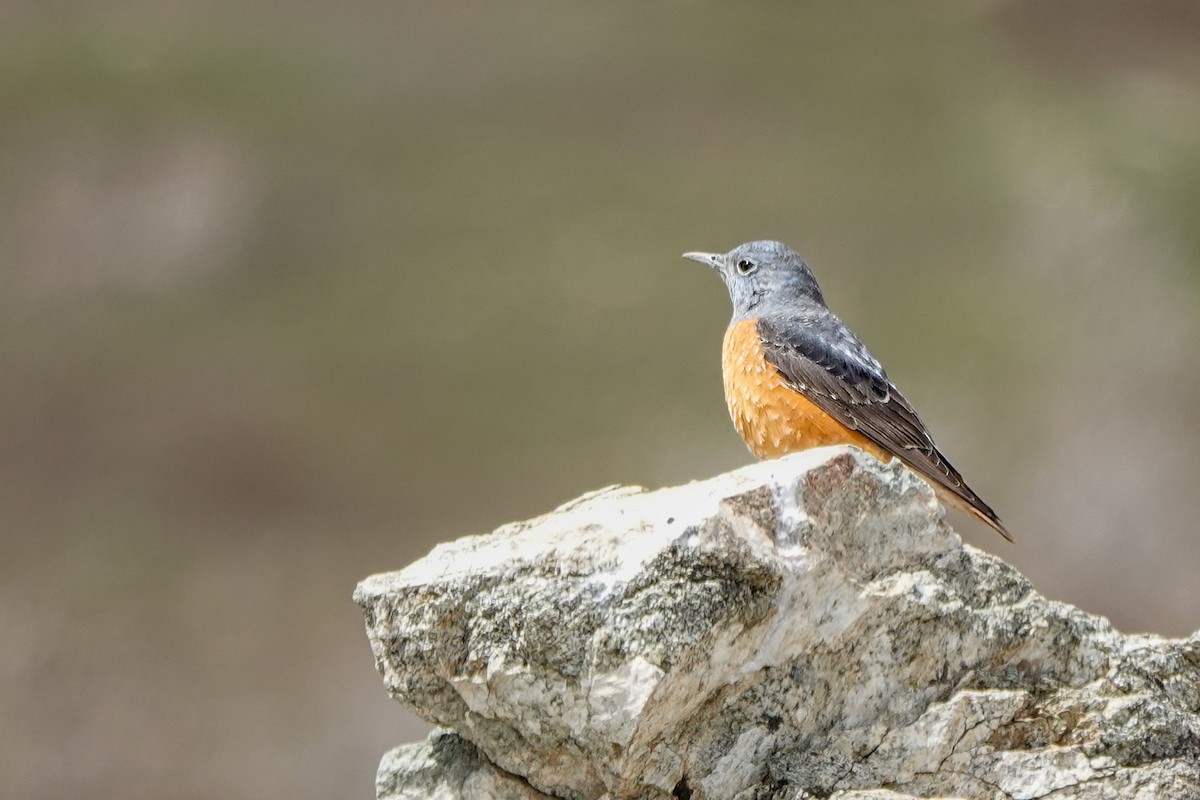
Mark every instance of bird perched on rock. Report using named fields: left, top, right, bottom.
left=684, top=240, right=1010, bottom=541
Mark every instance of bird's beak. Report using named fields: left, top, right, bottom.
left=682, top=251, right=722, bottom=270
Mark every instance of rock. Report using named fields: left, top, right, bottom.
left=355, top=446, right=1200, bottom=800
left=377, top=729, right=555, bottom=800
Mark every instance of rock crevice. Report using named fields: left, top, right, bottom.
left=355, top=447, right=1200, bottom=800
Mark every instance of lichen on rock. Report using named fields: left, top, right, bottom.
left=355, top=446, right=1200, bottom=800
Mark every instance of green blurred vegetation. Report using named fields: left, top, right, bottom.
left=2, top=2, right=1199, bottom=799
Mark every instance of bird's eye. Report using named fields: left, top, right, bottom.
left=735, top=258, right=757, bottom=275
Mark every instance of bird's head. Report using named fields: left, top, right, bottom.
left=683, top=240, right=825, bottom=319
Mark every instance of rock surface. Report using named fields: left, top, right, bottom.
left=355, top=447, right=1200, bottom=800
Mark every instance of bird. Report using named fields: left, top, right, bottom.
left=683, top=240, right=1011, bottom=541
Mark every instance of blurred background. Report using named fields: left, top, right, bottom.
left=3, top=1, right=1199, bottom=798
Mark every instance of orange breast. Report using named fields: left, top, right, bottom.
left=722, top=318, right=888, bottom=461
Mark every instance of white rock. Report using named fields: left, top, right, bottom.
left=356, top=446, right=1200, bottom=800
left=377, top=729, right=555, bottom=800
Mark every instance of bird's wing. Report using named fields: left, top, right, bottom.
left=755, top=313, right=1010, bottom=541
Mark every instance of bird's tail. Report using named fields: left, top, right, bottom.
left=931, top=482, right=1014, bottom=543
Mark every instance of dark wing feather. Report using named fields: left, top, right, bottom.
left=755, top=314, right=1010, bottom=540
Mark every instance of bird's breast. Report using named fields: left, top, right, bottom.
left=721, top=318, right=885, bottom=461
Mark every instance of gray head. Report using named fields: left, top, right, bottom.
left=682, top=240, right=825, bottom=320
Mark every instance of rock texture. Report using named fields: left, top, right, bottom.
left=355, top=447, right=1200, bottom=800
